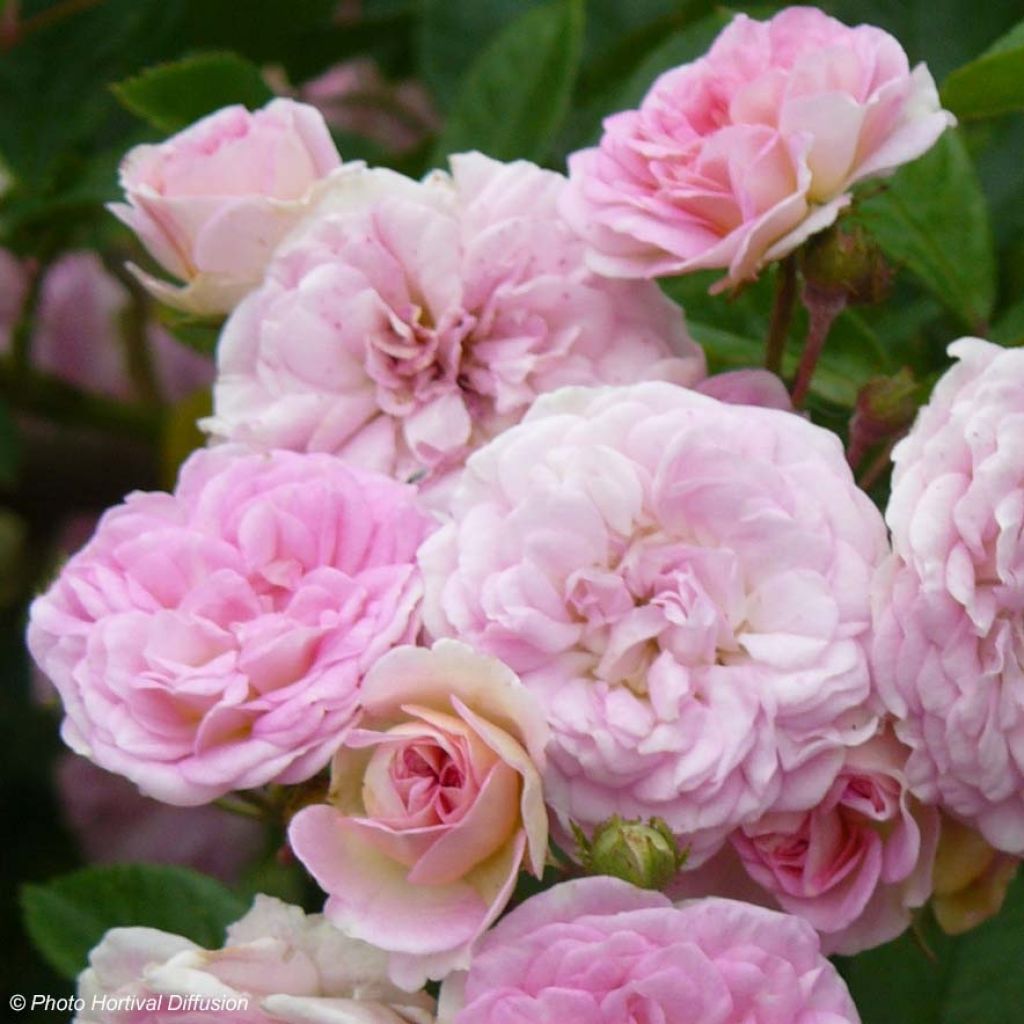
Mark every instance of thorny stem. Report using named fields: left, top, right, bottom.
left=764, top=256, right=797, bottom=375
left=790, top=283, right=846, bottom=409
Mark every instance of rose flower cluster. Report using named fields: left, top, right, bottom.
left=25, top=7, right=1022, bottom=1023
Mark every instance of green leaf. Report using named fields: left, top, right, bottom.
left=112, top=52, right=274, bottom=135
left=433, top=0, right=584, bottom=166
left=992, top=296, right=1024, bottom=346
left=21, top=864, right=246, bottom=980
left=418, top=0, right=548, bottom=112
left=841, top=869, right=1024, bottom=1024
left=855, top=130, right=996, bottom=332
left=942, top=20, right=1024, bottom=120
left=0, top=0, right=184, bottom=182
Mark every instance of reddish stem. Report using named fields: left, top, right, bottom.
left=791, top=283, right=845, bottom=408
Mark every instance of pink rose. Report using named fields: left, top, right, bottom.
left=27, top=446, right=433, bottom=805
left=873, top=338, right=1024, bottom=853
left=289, top=639, right=548, bottom=988
left=732, top=728, right=938, bottom=954
left=204, top=152, right=704, bottom=491
left=439, top=876, right=861, bottom=1024
left=420, top=382, right=887, bottom=863
left=110, top=99, right=342, bottom=315
left=561, top=6, right=953, bottom=289
left=76, top=895, right=434, bottom=1024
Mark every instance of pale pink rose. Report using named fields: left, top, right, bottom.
left=420, top=382, right=887, bottom=864
left=562, top=6, right=953, bottom=289
left=110, top=99, right=342, bottom=315
left=27, top=446, right=433, bottom=805
left=873, top=338, right=1024, bottom=853
left=289, top=639, right=549, bottom=989
left=731, top=728, right=938, bottom=954
left=0, top=247, right=27, bottom=348
left=204, top=153, right=704, bottom=491
left=697, top=368, right=794, bottom=410
left=75, top=895, right=435, bottom=1024
left=438, top=876, right=861, bottom=1024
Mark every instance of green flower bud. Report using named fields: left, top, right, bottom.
left=800, top=221, right=891, bottom=306
left=572, top=815, right=687, bottom=891
left=848, top=368, right=920, bottom=467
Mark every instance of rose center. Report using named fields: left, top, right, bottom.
left=391, top=740, right=469, bottom=821
left=566, top=538, right=746, bottom=692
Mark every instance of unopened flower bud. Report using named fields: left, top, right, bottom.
left=932, top=815, right=1020, bottom=935
left=573, top=815, right=687, bottom=891
left=848, top=368, right=919, bottom=467
left=801, top=222, right=891, bottom=306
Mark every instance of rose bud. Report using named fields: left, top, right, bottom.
left=574, top=815, right=687, bottom=891
left=109, top=99, right=342, bottom=315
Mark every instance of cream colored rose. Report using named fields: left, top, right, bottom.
left=289, top=640, right=549, bottom=990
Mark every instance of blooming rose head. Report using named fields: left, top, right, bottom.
left=732, top=727, right=939, bottom=954
left=561, top=6, right=953, bottom=289
left=438, top=876, right=861, bottom=1024
left=420, top=382, right=888, bottom=863
left=289, top=639, right=548, bottom=989
left=873, top=338, right=1024, bottom=853
left=203, top=152, right=704, bottom=491
left=27, top=446, right=433, bottom=805
left=75, top=895, right=434, bottom=1024
left=110, top=99, right=342, bottom=315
